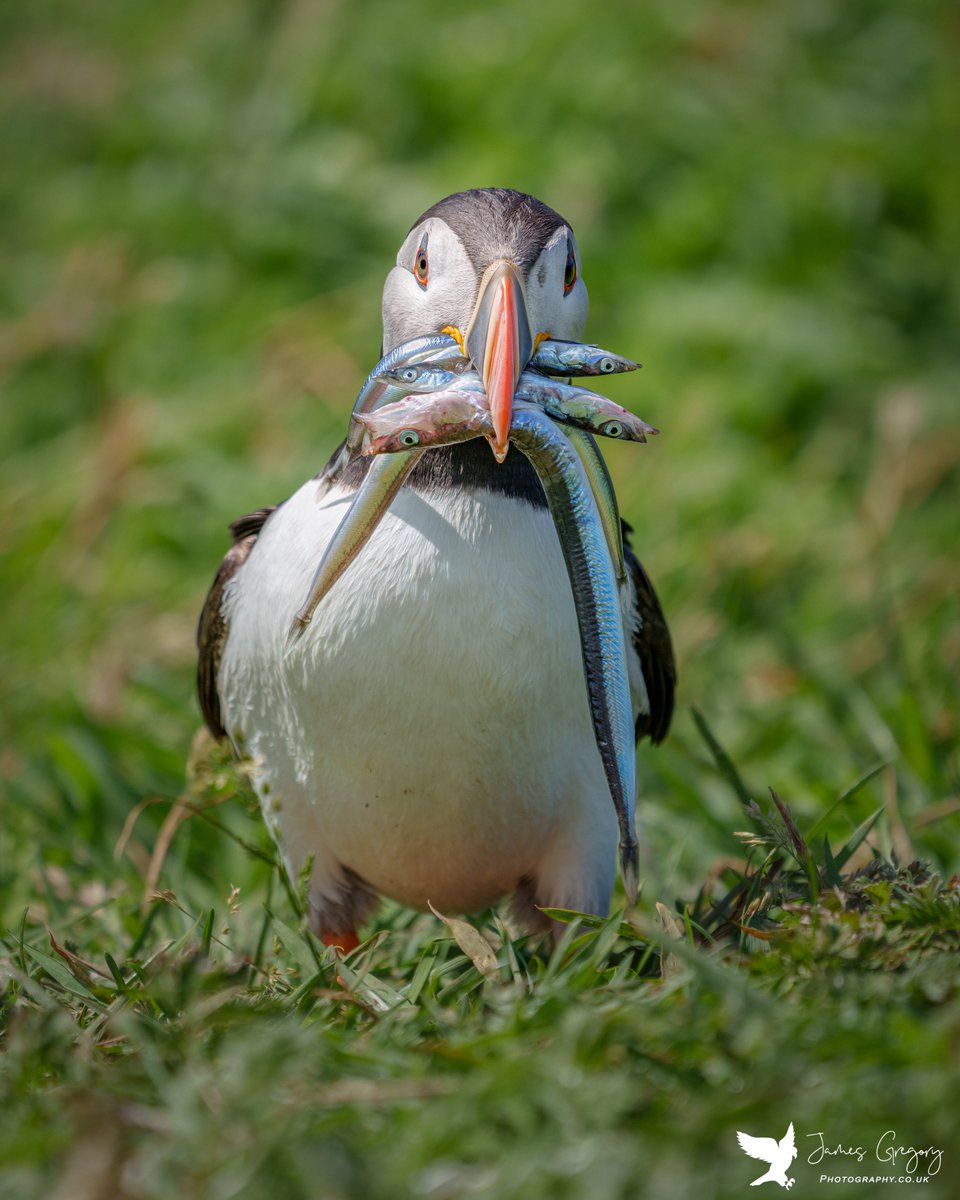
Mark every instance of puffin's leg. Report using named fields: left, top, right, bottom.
left=307, top=864, right=379, bottom=954
left=510, top=807, right=619, bottom=941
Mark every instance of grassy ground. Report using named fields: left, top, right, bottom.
left=2, top=1, right=959, bottom=1197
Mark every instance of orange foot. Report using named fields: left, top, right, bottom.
left=321, top=929, right=360, bottom=955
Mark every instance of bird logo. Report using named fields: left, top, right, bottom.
left=736, top=1122, right=798, bottom=1189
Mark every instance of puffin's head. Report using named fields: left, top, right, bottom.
left=381, top=187, right=589, bottom=461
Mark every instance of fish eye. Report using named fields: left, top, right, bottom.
left=563, top=239, right=577, bottom=296
left=399, top=429, right=421, bottom=447
left=400, top=367, right=419, bottom=383
left=601, top=420, right=624, bottom=438
left=413, top=234, right=429, bottom=288
left=599, top=358, right=616, bottom=373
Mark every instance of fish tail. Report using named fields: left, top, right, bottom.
left=620, top=839, right=640, bottom=905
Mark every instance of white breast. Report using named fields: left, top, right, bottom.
left=219, top=471, right=642, bottom=920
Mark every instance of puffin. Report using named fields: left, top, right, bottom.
left=197, top=187, right=675, bottom=951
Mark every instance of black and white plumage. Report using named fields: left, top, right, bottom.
left=197, top=188, right=675, bottom=949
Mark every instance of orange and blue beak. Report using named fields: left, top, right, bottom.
left=465, top=261, right=533, bottom=463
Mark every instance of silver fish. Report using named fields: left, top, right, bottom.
left=531, top=340, right=640, bottom=377
left=359, top=333, right=464, bottom=413
left=518, top=372, right=662, bottom=444
left=339, top=333, right=464, bottom=463
left=298, top=337, right=471, bottom=628
left=509, top=407, right=639, bottom=900
left=382, top=362, right=473, bottom=391
left=516, top=373, right=657, bottom=442
left=356, top=390, right=489, bottom=456
left=289, top=450, right=421, bottom=640
left=377, top=361, right=656, bottom=444
left=561, top=427, right=626, bottom=584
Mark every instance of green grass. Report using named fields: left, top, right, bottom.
left=2, top=740, right=958, bottom=1199
left=1, top=1, right=959, bottom=1197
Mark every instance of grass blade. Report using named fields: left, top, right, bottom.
left=691, top=707, right=753, bottom=809
left=22, top=944, right=106, bottom=1009
left=806, top=760, right=891, bottom=842
left=834, top=805, right=886, bottom=871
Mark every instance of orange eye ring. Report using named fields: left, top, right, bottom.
left=414, top=235, right=429, bottom=288
left=563, top=248, right=577, bottom=295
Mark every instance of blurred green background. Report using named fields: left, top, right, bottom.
left=1, top=0, right=958, bottom=1196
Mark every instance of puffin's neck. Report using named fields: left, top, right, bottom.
left=335, top=438, right=548, bottom=508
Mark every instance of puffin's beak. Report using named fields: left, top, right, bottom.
left=465, top=261, right=533, bottom=463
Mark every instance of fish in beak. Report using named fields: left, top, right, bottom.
left=465, top=260, right=533, bottom=463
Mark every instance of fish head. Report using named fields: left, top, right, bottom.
left=357, top=391, right=489, bottom=455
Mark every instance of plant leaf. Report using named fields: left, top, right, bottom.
left=428, top=903, right=499, bottom=979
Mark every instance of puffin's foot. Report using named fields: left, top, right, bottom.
left=318, top=927, right=359, bottom=990
left=320, top=928, right=360, bottom=954
left=307, top=864, right=378, bottom=955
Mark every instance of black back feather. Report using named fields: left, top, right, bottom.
left=196, top=506, right=277, bottom=739
left=622, top=521, right=677, bottom=745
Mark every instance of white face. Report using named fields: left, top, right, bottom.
left=381, top=217, right=589, bottom=354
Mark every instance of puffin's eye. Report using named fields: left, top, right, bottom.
left=399, top=429, right=421, bottom=447
left=563, top=246, right=577, bottom=295
left=413, top=235, right=429, bottom=288
left=600, top=420, right=624, bottom=439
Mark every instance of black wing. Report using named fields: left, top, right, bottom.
left=622, top=521, right=676, bottom=745
left=196, top=506, right=277, bottom=739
